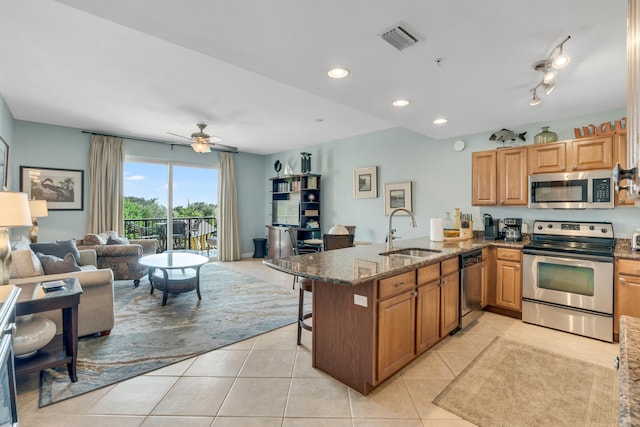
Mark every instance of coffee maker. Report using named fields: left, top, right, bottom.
left=483, top=214, right=500, bottom=240
left=502, top=218, right=522, bottom=242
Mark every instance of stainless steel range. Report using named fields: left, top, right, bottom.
left=522, top=220, right=615, bottom=342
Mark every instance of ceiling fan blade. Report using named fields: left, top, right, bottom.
left=211, top=142, right=238, bottom=152
left=166, top=132, right=193, bottom=141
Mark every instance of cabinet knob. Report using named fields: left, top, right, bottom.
left=561, top=167, right=566, bottom=171
left=395, top=282, right=404, bottom=287
left=572, top=165, right=577, bottom=170
left=440, top=280, right=447, bottom=287
left=619, top=277, right=627, bottom=285
left=413, top=291, right=418, bottom=297
left=614, top=355, right=620, bottom=371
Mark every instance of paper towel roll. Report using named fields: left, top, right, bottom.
left=430, top=218, right=444, bottom=242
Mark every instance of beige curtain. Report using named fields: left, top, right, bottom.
left=87, top=135, right=124, bottom=234
left=217, top=152, right=241, bottom=261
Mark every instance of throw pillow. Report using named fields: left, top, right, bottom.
left=30, top=239, right=82, bottom=264
left=36, top=252, right=81, bottom=275
left=107, top=236, right=130, bottom=245
left=11, top=236, right=31, bottom=251
left=83, top=233, right=108, bottom=246
left=9, top=249, right=44, bottom=279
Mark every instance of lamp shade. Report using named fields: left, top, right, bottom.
left=327, top=225, right=349, bottom=235
left=0, top=192, right=33, bottom=227
left=28, top=199, right=48, bottom=218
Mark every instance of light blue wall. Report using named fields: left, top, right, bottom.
left=265, top=107, right=638, bottom=242
left=9, top=120, right=266, bottom=253
left=0, top=96, right=14, bottom=186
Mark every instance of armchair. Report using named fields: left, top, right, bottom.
left=77, top=232, right=158, bottom=286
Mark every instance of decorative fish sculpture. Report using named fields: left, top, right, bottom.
left=489, top=129, right=527, bottom=143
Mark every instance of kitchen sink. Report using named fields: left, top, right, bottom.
left=379, top=248, right=442, bottom=257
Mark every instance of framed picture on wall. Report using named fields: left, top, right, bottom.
left=353, top=166, right=377, bottom=199
left=0, top=137, right=7, bottom=190
left=384, top=181, right=412, bottom=215
left=20, top=166, right=84, bottom=211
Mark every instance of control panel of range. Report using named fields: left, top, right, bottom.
left=532, top=220, right=614, bottom=238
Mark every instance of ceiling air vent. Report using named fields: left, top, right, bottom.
left=380, top=25, right=419, bottom=51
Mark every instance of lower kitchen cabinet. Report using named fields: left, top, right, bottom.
left=495, top=248, right=522, bottom=312
left=378, top=290, right=416, bottom=382
left=312, top=257, right=460, bottom=395
left=614, top=258, right=640, bottom=336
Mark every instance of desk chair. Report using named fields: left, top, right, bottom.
left=322, top=233, right=354, bottom=250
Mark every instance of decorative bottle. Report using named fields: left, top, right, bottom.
left=453, top=208, right=461, bottom=230
left=534, top=126, right=558, bottom=144
left=443, top=212, right=453, bottom=230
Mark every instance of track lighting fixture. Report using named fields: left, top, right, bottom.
left=528, top=36, right=571, bottom=106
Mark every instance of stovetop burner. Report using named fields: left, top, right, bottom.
left=524, top=220, right=615, bottom=257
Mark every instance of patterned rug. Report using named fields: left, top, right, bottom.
left=433, top=337, right=619, bottom=426
left=39, top=263, right=299, bottom=407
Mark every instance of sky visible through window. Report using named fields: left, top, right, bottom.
left=124, top=162, right=218, bottom=208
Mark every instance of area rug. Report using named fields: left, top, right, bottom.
left=39, top=263, right=299, bottom=407
left=433, top=337, right=619, bottom=426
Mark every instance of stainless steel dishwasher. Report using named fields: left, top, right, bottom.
left=459, top=249, right=484, bottom=329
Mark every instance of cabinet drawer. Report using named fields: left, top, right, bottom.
left=497, top=248, right=521, bottom=262
left=378, top=271, right=416, bottom=300
left=617, top=259, right=640, bottom=277
left=441, top=257, right=459, bottom=276
left=417, top=264, right=440, bottom=285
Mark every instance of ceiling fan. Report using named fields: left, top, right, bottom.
left=167, top=123, right=238, bottom=153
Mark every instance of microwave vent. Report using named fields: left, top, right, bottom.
left=380, top=24, right=419, bottom=51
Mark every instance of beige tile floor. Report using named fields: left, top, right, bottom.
left=15, top=259, right=620, bottom=426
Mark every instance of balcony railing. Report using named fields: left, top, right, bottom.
left=124, top=216, right=217, bottom=254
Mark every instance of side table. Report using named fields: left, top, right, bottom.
left=14, top=277, right=82, bottom=382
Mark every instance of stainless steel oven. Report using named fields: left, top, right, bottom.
left=522, top=220, right=615, bottom=342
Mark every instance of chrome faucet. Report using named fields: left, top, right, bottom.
left=386, top=208, right=417, bottom=251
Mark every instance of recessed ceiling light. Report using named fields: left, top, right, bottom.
left=392, top=99, right=411, bottom=107
left=433, top=118, right=448, bottom=125
left=327, top=67, right=350, bottom=79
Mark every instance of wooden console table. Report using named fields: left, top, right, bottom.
left=14, top=277, right=82, bottom=382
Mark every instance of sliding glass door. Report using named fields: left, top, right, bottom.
left=124, top=158, right=218, bottom=254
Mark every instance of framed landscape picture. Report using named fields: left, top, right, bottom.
left=384, top=181, right=412, bottom=215
left=353, top=166, right=377, bottom=199
left=20, top=166, right=84, bottom=210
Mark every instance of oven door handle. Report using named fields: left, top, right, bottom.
left=522, top=249, right=613, bottom=263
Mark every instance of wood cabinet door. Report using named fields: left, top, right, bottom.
left=415, top=281, right=440, bottom=354
left=528, top=142, right=567, bottom=174
left=569, top=136, right=613, bottom=171
left=615, top=259, right=640, bottom=335
left=440, top=271, right=460, bottom=336
left=377, top=291, right=415, bottom=382
left=497, top=147, right=528, bottom=206
left=495, top=260, right=522, bottom=311
left=472, top=150, right=497, bottom=205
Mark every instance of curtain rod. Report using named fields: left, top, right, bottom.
left=81, top=130, right=236, bottom=153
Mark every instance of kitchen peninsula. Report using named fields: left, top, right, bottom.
left=264, top=236, right=520, bottom=394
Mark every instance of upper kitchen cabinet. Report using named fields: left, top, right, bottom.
left=497, top=147, right=528, bottom=206
left=529, top=136, right=614, bottom=174
left=472, top=150, right=497, bottom=205
left=472, top=147, right=527, bottom=206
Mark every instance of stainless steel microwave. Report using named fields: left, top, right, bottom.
left=528, top=170, right=614, bottom=209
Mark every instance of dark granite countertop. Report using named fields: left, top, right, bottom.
left=619, top=315, right=640, bottom=426
left=263, top=236, right=527, bottom=286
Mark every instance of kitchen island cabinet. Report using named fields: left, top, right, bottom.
left=264, top=237, right=473, bottom=394
left=615, top=258, right=640, bottom=337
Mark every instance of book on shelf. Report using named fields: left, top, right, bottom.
left=307, top=176, right=317, bottom=189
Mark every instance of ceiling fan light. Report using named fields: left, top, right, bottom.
left=191, top=141, right=211, bottom=153
left=392, top=99, right=410, bottom=107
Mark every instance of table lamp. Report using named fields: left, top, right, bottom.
left=28, top=199, right=48, bottom=243
left=0, top=192, right=33, bottom=285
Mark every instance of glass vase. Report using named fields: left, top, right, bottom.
left=534, top=126, right=558, bottom=144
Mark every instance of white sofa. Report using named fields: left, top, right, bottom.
left=9, top=249, right=115, bottom=337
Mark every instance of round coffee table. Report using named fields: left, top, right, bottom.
left=139, top=252, right=209, bottom=306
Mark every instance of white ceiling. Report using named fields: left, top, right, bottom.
left=0, top=0, right=628, bottom=155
